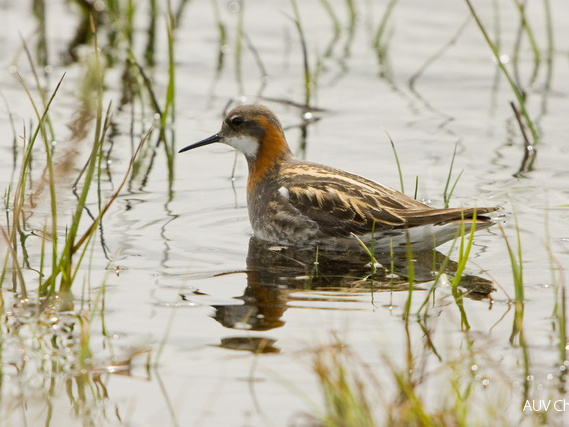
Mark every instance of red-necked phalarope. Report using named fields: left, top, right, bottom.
left=179, top=104, right=497, bottom=252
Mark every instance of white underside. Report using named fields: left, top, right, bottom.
left=255, top=221, right=490, bottom=253
left=361, top=222, right=478, bottom=252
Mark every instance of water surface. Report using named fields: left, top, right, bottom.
left=1, top=0, right=568, bottom=425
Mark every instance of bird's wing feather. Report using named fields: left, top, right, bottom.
left=277, top=161, right=497, bottom=238
left=277, top=162, right=425, bottom=237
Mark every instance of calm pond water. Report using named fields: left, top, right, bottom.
left=1, top=0, right=569, bottom=425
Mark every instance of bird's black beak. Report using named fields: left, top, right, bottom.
left=178, top=133, right=222, bottom=153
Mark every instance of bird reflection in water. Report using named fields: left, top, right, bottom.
left=213, top=237, right=494, bottom=353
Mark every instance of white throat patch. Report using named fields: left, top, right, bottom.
left=224, top=135, right=259, bottom=158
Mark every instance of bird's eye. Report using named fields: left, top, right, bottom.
left=230, top=116, right=244, bottom=127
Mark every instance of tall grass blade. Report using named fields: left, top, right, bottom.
left=235, top=0, right=245, bottom=95
left=449, top=212, right=479, bottom=330
left=290, top=0, right=312, bottom=109
left=0, top=225, right=27, bottom=298
left=385, top=130, right=404, bottom=194
left=510, top=101, right=536, bottom=176
left=464, top=0, right=539, bottom=145
left=210, top=0, right=227, bottom=73
left=373, top=0, right=398, bottom=65
left=511, top=0, right=541, bottom=84
left=442, top=143, right=463, bottom=208
left=403, top=236, right=414, bottom=321
left=9, top=74, right=65, bottom=295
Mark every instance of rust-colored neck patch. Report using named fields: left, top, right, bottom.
left=246, top=115, right=291, bottom=193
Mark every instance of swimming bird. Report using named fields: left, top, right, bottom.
left=179, top=104, right=497, bottom=252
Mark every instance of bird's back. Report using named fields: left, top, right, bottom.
left=247, top=158, right=496, bottom=251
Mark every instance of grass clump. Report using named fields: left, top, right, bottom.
left=2, top=20, right=146, bottom=301
left=0, top=15, right=152, bottom=426
left=0, top=18, right=148, bottom=420
left=306, top=333, right=519, bottom=427
left=311, top=338, right=377, bottom=427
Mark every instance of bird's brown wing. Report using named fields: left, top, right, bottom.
left=277, top=162, right=423, bottom=237
left=278, top=161, right=497, bottom=238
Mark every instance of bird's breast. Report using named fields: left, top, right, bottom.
left=246, top=179, right=319, bottom=246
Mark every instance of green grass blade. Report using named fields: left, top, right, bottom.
left=464, top=0, right=539, bottom=144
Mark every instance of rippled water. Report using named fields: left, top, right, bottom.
left=1, top=0, right=569, bottom=425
